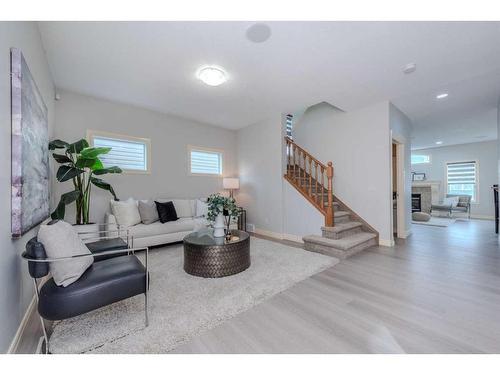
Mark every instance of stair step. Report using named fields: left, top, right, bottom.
left=322, top=221, right=363, bottom=239
left=303, top=232, right=377, bottom=259
left=334, top=210, right=350, bottom=223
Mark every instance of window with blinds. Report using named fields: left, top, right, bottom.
left=189, top=147, right=223, bottom=175
left=447, top=161, right=477, bottom=202
left=286, top=114, right=293, bottom=139
left=88, top=130, right=150, bottom=173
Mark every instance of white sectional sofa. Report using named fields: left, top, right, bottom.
left=105, top=198, right=209, bottom=248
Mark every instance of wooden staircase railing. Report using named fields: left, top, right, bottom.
left=284, top=137, right=334, bottom=226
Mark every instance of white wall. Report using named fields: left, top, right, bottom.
left=0, top=22, right=55, bottom=352
left=411, top=141, right=498, bottom=218
left=283, top=183, right=324, bottom=240
left=293, top=101, right=393, bottom=244
left=237, top=115, right=284, bottom=235
left=389, top=103, right=413, bottom=237
left=54, top=90, right=238, bottom=223
left=498, top=98, right=500, bottom=188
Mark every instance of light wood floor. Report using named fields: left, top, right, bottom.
left=173, top=219, right=500, bottom=353
left=17, top=219, right=500, bottom=353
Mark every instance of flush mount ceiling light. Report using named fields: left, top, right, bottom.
left=436, top=92, right=449, bottom=99
left=435, top=141, right=443, bottom=145
left=196, top=66, right=227, bottom=86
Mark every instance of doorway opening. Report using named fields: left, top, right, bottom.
left=391, top=137, right=406, bottom=241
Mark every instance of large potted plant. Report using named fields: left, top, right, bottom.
left=49, top=138, right=122, bottom=232
left=206, top=193, right=241, bottom=237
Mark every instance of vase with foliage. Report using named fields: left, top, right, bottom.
left=206, top=193, right=241, bottom=237
left=49, top=138, right=122, bottom=225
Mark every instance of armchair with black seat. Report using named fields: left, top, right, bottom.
left=22, top=231, right=149, bottom=354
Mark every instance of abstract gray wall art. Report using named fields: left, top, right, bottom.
left=11, top=48, right=49, bottom=237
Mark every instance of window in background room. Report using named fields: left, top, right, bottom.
left=446, top=161, right=478, bottom=202
left=286, top=114, right=293, bottom=139
left=87, top=130, right=151, bottom=173
left=411, top=154, right=431, bottom=164
left=189, top=146, right=223, bottom=176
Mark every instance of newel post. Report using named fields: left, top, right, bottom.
left=325, top=161, right=334, bottom=227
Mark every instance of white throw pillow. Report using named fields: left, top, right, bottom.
left=37, top=221, right=94, bottom=287
left=110, top=198, right=141, bottom=227
left=443, top=196, right=459, bottom=207
left=172, top=199, right=194, bottom=218
left=195, top=199, right=208, bottom=218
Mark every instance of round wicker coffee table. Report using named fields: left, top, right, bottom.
left=183, top=229, right=250, bottom=278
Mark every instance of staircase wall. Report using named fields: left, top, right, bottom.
left=283, top=182, right=323, bottom=241
left=237, top=114, right=285, bottom=236
left=293, top=101, right=393, bottom=245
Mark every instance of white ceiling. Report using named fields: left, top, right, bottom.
left=39, top=21, right=500, bottom=145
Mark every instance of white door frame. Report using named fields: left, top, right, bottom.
left=391, top=134, right=407, bottom=240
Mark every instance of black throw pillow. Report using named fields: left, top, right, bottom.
left=155, top=201, right=178, bottom=223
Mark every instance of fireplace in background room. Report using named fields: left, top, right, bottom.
left=412, top=193, right=422, bottom=212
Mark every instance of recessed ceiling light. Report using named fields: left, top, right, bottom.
left=435, top=141, right=443, bottom=145
left=246, top=23, right=272, bottom=43
left=197, top=66, right=227, bottom=86
left=436, top=93, right=448, bottom=99
left=403, top=63, right=417, bottom=74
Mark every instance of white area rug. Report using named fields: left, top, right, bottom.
left=49, top=237, right=338, bottom=354
left=412, top=217, right=462, bottom=227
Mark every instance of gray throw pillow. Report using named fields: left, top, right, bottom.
left=37, top=220, right=94, bottom=287
left=138, top=200, right=159, bottom=224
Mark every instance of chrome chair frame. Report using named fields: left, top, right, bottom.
left=22, top=246, right=149, bottom=354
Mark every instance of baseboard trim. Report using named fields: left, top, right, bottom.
left=7, top=294, right=36, bottom=354
left=251, top=228, right=304, bottom=244
left=470, top=215, right=495, bottom=221
left=252, top=228, right=284, bottom=240
left=282, top=233, right=304, bottom=243
left=379, top=238, right=394, bottom=247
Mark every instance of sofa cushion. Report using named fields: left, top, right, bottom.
left=172, top=199, right=194, bottom=218
left=195, top=199, right=208, bottom=218
left=110, top=198, right=142, bottom=227
left=155, top=201, right=178, bottom=223
left=443, top=196, right=459, bottom=207
left=138, top=200, right=159, bottom=224
left=37, top=221, right=94, bottom=287
left=128, top=218, right=206, bottom=239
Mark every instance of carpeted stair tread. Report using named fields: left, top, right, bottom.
left=322, top=221, right=363, bottom=233
left=303, top=232, right=376, bottom=251
left=334, top=211, right=350, bottom=218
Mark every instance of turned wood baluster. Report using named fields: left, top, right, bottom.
left=308, top=157, right=313, bottom=196
left=320, top=166, right=325, bottom=210
left=292, top=143, right=296, bottom=183
left=287, top=141, right=291, bottom=178
left=325, top=161, right=334, bottom=227
left=315, top=163, right=319, bottom=205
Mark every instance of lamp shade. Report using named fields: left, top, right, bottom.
left=223, top=177, right=240, bottom=190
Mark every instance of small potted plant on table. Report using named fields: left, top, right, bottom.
left=206, top=193, right=241, bottom=238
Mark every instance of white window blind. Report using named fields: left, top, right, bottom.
left=447, top=161, right=477, bottom=201
left=286, top=114, right=293, bottom=139
left=190, top=148, right=222, bottom=175
left=89, top=132, right=150, bottom=172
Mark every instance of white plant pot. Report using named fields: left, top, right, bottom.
left=213, top=213, right=225, bottom=237
left=73, top=223, right=100, bottom=240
